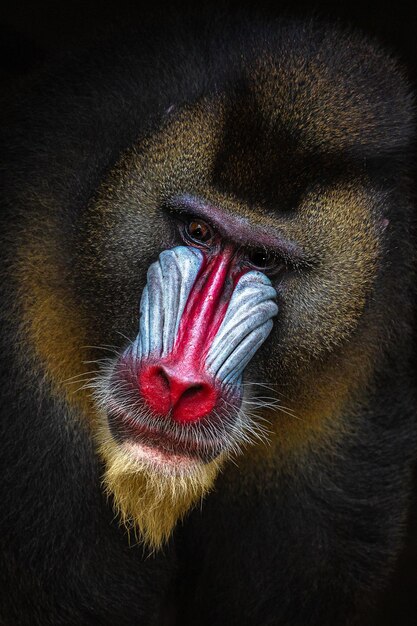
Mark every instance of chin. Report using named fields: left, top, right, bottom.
left=122, top=440, right=205, bottom=475
left=94, top=379, right=225, bottom=549
left=90, top=257, right=272, bottom=549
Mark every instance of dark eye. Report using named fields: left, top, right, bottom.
left=246, top=248, right=283, bottom=272
left=184, top=219, right=214, bottom=245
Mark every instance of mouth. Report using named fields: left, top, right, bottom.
left=97, top=356, right=244, bottom=466
left=107, top=402, right=226, bottom=464
left=121, top=439, right=205, bottom=471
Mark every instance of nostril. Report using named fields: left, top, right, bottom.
left=172, top=382, right=216, bottom=424
left=155, top=366, right=170, bottom=391
left=180, top=384, right=204, bottom=401
left=138, top=362, right=217, bottom=423
left=138, top=364, right=172, bottom=416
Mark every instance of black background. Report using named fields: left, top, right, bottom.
left=0, top=0, right=416, bottom=623
left=0, top=0, right=416, bottom=86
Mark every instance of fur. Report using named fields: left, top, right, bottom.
left=0, top=12, right=415, bottom=626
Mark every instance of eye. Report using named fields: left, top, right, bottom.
left=184, top=219, right=215, bottom=245
left=246, top=248, right=284, bottom=273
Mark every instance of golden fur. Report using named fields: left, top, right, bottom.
left=15, top=50, right=388, bottom=549
left=96, top=419, right=222, bottom=548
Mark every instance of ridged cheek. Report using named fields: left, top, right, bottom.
left=125, top=245, right=277, bottom=422
left=205, top=272, right=278, bottom=384
left=132, top=246, right=204, bottom=360
left=131, top=246, right=277, bottom=380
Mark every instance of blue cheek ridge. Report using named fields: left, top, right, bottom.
left=131, top=246, right=203, bottom=361
left=206, top=271, right=278, bottom=383
left=126, top=248, right=278, bottom=387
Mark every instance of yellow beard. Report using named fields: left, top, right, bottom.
left=97, top=423, right=222, bottom=550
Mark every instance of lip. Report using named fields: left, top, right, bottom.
left=107, top=404, right=224, bottom=463
left=103, top=356, right=241, bottom=463
left=122, top=439, right=202, bottom=470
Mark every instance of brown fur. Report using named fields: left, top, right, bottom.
left=14, top=35, right=410, bottom=549
left=16, top=216, right=94, bottom=420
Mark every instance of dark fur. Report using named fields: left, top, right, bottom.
left=0, top=14, right=416, bottom=625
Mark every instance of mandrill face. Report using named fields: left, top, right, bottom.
left=107, top=244, right=277, bottom=462
left=92, top=204, right=279, bottom=545
left=16, top=22, right=413, bottom=550
left=80, top=97, right=384, bottom=547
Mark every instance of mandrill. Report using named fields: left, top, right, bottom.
left=0, top=13, right=416, bottom=626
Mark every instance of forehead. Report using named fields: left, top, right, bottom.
left=123, top=24, right=411, bottom=228
left=206, top=43, right=410, bottom=209
left=132, top=100, right=371, bottom=229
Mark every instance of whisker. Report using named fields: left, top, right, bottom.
left=63, top=370, right=99, bottom=384
left=115, top=330, right=134, bottom=344
left=80, top=344, right=120, bottom=353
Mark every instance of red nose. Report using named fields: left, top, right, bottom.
left=138, top=363, right=217, bottom=424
